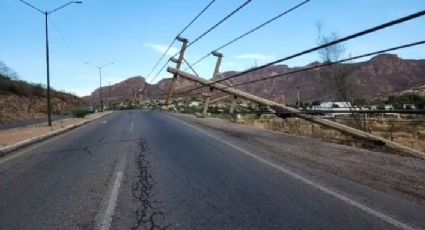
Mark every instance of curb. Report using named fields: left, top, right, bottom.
left=0, top=112, right=112, bottom=157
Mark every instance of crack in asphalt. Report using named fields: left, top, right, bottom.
left=131, top=139, right=170, bottom=230
left=82, top=146, right=92, bottom=155
left=28, top=139, right=144, bottom=157
left=97, top=136, right=106, bottom=144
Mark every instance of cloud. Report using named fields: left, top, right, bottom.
left=103, top=77, right=126, bottom=85
left=234, top=53, right=275, bottom=62
left=144, top=43, right=179, bottom=57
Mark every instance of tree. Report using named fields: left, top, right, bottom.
left=0, top=62, right=18, bottom=79
left=316, top=23, right=364, bottom=130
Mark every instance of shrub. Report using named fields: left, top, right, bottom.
left=71, top=108, right=93, bottom=118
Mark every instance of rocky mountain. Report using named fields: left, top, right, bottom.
left=83, top=76, right=193, bottom=105
left=84, top=54, right=425, bottom=105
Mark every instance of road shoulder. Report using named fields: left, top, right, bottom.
left=0, top=111, right=112, bottom=157
left=168, top=112, right=425, bottom=206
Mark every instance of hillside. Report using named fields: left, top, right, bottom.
left=84, top=54, right=425, bottom=105
left=217, top=54, right=425, bottom=103
left=0, top=63, right=85, bottom=124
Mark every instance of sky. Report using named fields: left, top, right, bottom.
left=1, top=0, right=425, bottom=96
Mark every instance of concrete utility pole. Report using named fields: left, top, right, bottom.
left=212, top=51, right=223, bottom=78
left=165, top=37, right=188, bottom=106
left=202, top=51, right=223, bottom=115
left=19, top=0, right=82, bottom=126
left=202, top=88, right=213, bottom=115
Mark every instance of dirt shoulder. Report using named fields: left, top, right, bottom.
left=171, top=113, right=425, bottom=205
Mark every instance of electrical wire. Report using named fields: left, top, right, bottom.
left=150, top=0, right=253, bottom=85
left=49, top=18, right=85, bottom=64
left=178, top=9, right=425, bottom=95
left=145, top=0, right=216, bottom=79
left=231, top=40, right=425, bottom=88
left=177, top=40, right=425, bottom=99
left=188, top=0, right=312, bottom=70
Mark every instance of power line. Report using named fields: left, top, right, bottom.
left=178, top=0, right=216, bottom=37
left=231, top=40, right=425, bottom=88
left=150, top=57, right=173, bottom=84
left=185, top=0, right=253, bottom=51
left=149, top=0, right=253, bottom=85
left=178, top=40, right=425, bottom=98
left=145, top=0, right=216, bottom=79
left=178, top=9, right=425, bottom=95
left=146, top=40, right=176, bottom=79
left=49, top=18, right=85, bottom=64
left=188, top=0, right=312, bottom=70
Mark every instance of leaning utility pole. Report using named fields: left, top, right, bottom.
left=165, top=37, right=188, bottom=106
left=202, top=52, right=223, bottom=115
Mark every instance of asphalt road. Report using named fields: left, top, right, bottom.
left=0, top=110, right=424, bottom=230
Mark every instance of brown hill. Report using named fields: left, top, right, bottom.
left=0, top=75, right=84, bottom=124
left=84, top=54, right=425, bottom=105
left=83, top=75, right=194, bottom=105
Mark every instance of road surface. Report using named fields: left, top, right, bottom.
left=0, top=110, right=424, bottom=230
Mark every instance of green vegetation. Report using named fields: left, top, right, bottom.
left=71, top=108, right=93, bottom=118
left=0, top=62, right=45, bottom=97
left=0, top=62, right=79, bottom=101
left=0, top=75, right=46, bottom=97
left=386, top=93, right=425, bottom=109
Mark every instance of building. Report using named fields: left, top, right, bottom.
left=312, top=101, right=356, bottom=117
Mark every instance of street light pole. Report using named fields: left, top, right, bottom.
left=86, top=62, right=114, bottom=112
left=44, top=11, right=52, bottom=126
left=19, top=0, right=82, bottom=126
left=99, top=67, right=102, bottom=112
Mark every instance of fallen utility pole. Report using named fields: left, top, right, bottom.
left=202, top=51, right=223, bottom=115
left=167, top=67, right=425, bottom=159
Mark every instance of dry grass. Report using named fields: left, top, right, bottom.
left=233, top=115, right=425, bottom=153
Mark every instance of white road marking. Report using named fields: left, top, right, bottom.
left=102, top=120, right=107, bottom=124
left=167, top=115, right=417, bottom=230
left=95, top=157, right=126, bottom=230
left=130, top=121, right=134, bottom=132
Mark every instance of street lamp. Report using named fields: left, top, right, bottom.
left=86, top=62, right=114, bottom=112
left=19, top=0, right=83, bottom=126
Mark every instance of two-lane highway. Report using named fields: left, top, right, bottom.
left=1, top=110, right=424, bottom=229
